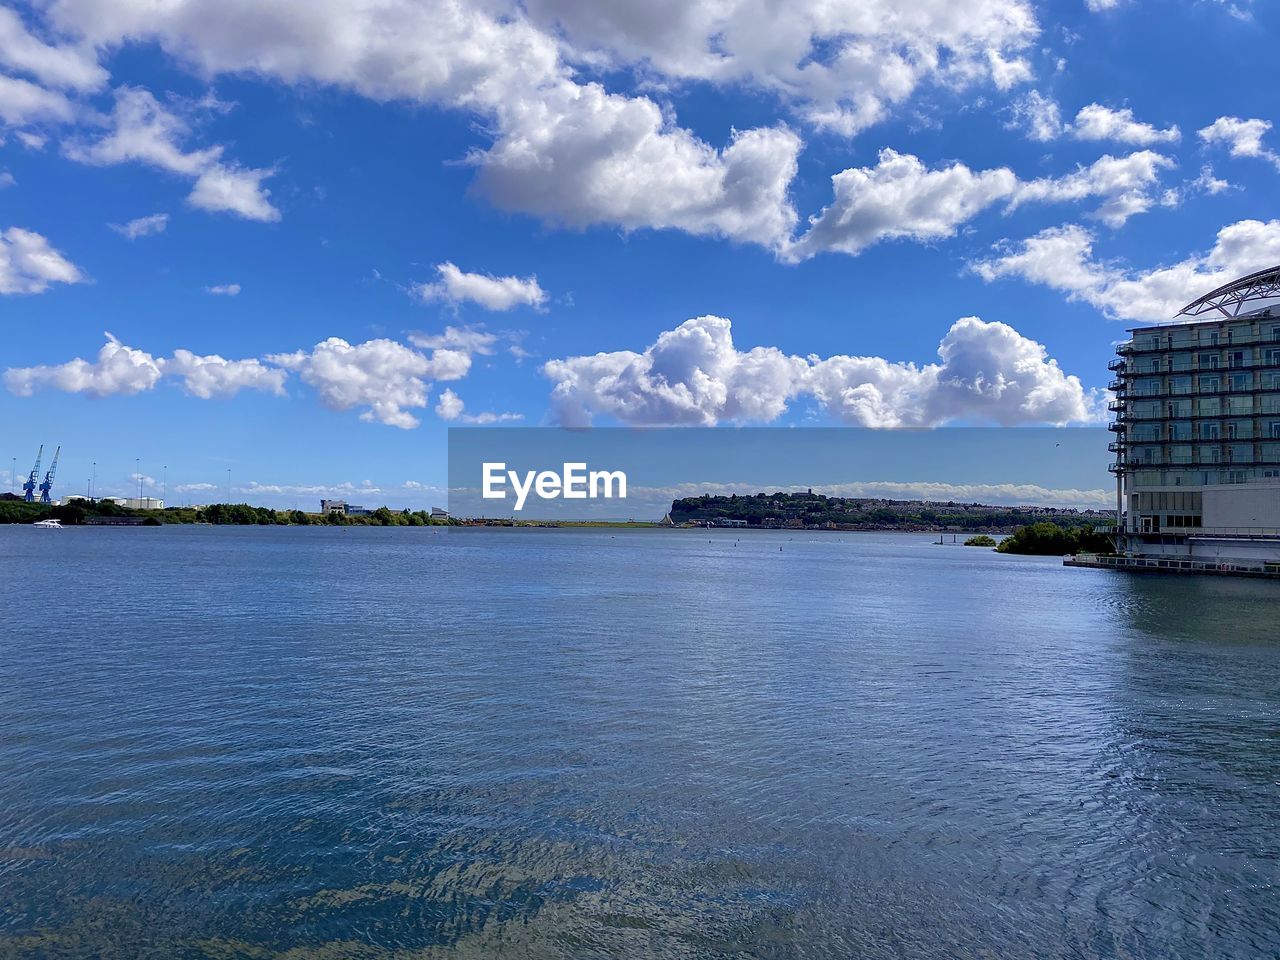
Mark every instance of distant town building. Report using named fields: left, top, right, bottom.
left=430, top=507, right=449, bottom=519
left=104, top=496, right=165, bottom=510
left=320, top=499, right=346, bottom=514
left=1110, top=265, right=1280, bottom=567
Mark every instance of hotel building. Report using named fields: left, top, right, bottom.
left=1110, top=265, right=1280, bottom=567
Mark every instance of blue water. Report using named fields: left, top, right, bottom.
left=2, top=526, right=1279, bottom=958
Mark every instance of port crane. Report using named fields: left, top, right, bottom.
left=22, top=445, right=42, bottom=502
left=39, top=446, right=60, bottom=503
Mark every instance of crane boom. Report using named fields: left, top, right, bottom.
left=39, top=446, right=60, bottom=503
left=22, top=445, right=42, bottom=502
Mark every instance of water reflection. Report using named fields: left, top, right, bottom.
left=1, top=527, right=1278, bottom=958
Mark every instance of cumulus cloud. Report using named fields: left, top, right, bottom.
left=160, top=350, right=287, bottom=398
left=6, top=325, right=503, bottom=427
left=267, top=337, right=471, bottom=429
left=205, top=283, right=240, bottom=296
left=522, top=0, right=1038, bottom=136
left=1007, top=90, right=1063, bottom=142
left=0, top=226, right=83, bottom=294
left=1011, top=150, right=1175, bottom=227
left=41, top=0, right=801, bottom=248
left=408, top=325, right=499, bottom=354
left=434, top=387, right=523, bottom=423
left=30, top=0, right=1041, bottom=251
left=413, top=262, right=547, bottom=311
left=109, top=212, right=168, bottom=239
left=0, top=73, right=74, bottom=126
left=175, top=481, right=217, bottom=493
left=0, top=6, right=105, bottom=91
left=1198, top=116, right=1280, bottom=170
left=787, top=147, right=1173, bottom=258
left=1008, top=96, right=1179, bottom=146
left=543, top=314, right=1092, bottom=427
left=785, top=149, right=1017, bottom=260
left=65, top=87, right=279, bottom=221
left=6, top=334, right=288, bottom=399
left=972, top=218, right=1280, bottom=322
left=4, top=333, right=161, bottom=396
left=1069, top=103, right=1179, bottom=145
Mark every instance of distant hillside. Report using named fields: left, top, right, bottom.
left=668, top=491, right=1108, bottom=532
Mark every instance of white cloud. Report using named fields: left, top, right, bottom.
left=239, top=480, right=383, bottom=498
left=434, top=387, right=523, bottom=423
left=4, top=333, right=161, bottom=396
left=972, top=218, right=1280, bottom=322
left=42, top=1, right=801, bottom=249
left=545, top=315, right=808, bottom=426
left=0, top=6, right=105, bottom=91
left=543, top=314, right=1092, bottom=427
left=1069, top=103, right=1179, bottom=145
left=109, top=212, right=168, bottom=239
left=1198, top=116, right=1280, bottom=169
left=787, top=147, right=1173, bottom=259
left=6, top=334, right=288, bottom=399
left=475, top=100, right=802, bottom=248
left=1084, top=0, right=1120, bottom=11
left=413, top=262, right=546, bottom=311
left=175, top=481, right=217, bottom=493
left=522, top=0, right=1039, bottom=135
left=0, top=226, right=83, bottom=294
left=205, top=283, right=240, bottom=296
left=1011, top=150, right=1175, bottom=227
left=267, top=337, right=471, bottom=429
left=0, top=73, right=74, bottom=126
left=1009, top=96, right=1179, bottom=146
left=33, top=0, right=1037, bottom=252
left=188, top=164, right=280, bottom=221
left=785, top=149, right=1017, bottom=260
left=0, top=172, right=14, bottom=188
left=6, top=326, right=497, bottom=426
left=160, top=350, right=287, bottom=398
left=65, top=87, right=279, bottom=221
left=408, top=325, right=499, bottom=354
left=15, top=130, right=47, bottom=149
left=1007, top=90, right=1063, bottom=142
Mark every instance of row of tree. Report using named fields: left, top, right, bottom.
left=995, top=523, right=1114, bottom=556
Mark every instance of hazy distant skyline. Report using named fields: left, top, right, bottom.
left=2, top=0, right=1277, bottom=507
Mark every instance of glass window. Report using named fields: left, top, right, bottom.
left=1201, top=374, right=1221, bottom=392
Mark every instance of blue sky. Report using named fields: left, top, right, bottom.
left=1, top=0, right=1277, bottom=508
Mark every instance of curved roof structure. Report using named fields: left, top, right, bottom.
left=1176, top=264, right=1280, bottom=320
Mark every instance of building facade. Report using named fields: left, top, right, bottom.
left=1110, top=265, right=1280, bottom=567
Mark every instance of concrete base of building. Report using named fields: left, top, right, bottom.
left=1065, top=552, right=1280, bottom=577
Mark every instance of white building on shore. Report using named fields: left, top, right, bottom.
left=1110, top=265, right=1280, bottom=569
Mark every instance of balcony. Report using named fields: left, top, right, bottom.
left=1108, top=379, right=1125, bottom=392
left=1115, top=331, right=1280, bottom=355
left=1107, top=399, right=1126, bottom=413
left=1107, top=357, right=1126, bottom=372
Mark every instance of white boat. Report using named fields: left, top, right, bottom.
left=33, top=518, right=63, bottom=529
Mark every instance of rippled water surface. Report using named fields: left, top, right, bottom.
left=2, top=525, right=1279, bottom=958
